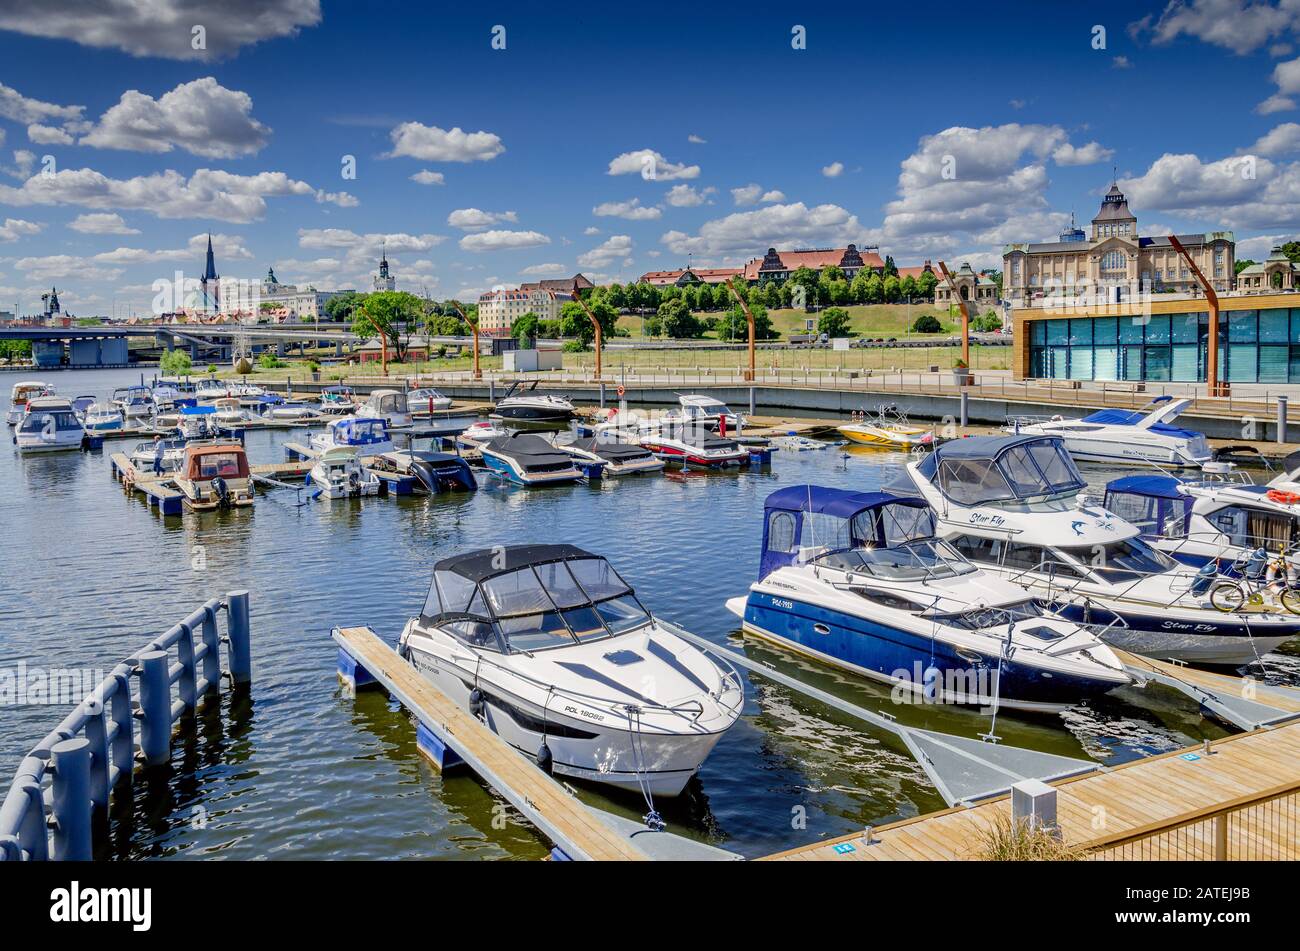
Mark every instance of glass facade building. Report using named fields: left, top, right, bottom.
left=1027, top=307, right=1300, bottom=383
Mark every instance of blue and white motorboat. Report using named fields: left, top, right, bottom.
left=479, top=431, right=592, bottom=485
left=176, top=405, right=220, bottom=441
left=13, top=397, right=86, bottom=453
left=130, top=437, right=187, bottom=472
left=310, top=417, right=394, bottom=457
left=901, top=434, right=1300, bottom=665
left=318, top=385, right=356, bottom=417
left=398, top=544, right=743, bottom=796
left=7, top=381, right=55, bottom=426
left=1105, top=463, right=1300, bottom=572
left=725, top=486, right=1131, bottom=711
left=308, top=446, right=381, bottom=499
left=1004, top=396, right=1211, bottom=468
left=82, top=401, right=124, bottom=433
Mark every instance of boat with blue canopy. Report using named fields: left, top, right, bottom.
left=1004, top=395, right=1211, bottom=468
left=725, top=484, right=1132, bottom=711
left=310, top=417, right=394, bottom=457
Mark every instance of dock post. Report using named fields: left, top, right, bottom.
left=82, top=694, right=111, bottom=810
left=1278, top=395, right=1288, bottom=444
left=749, top=386, right=755, bottom=415
left=176, top=622, right=197, bottom=710
left=137, top=651, right=171, bottom=766
left=226, top=590, right=252, bottom=684
left=50, top=738, right=92, bottom=860
left=1011, top=779, right=1057, bottom=834
left=599, top=381, right=605, bottom=409
left=959, top=390, right=969, bottom=429
left=201, top=606, right=221, bottom=694
left=110, top=672, right=133, bottom=788
left=488, top=380, right=495, bottom=402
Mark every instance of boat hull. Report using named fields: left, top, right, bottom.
left=406, top=645, right=724, bottom=796
left=742, top=592, right=1123, bottom=711
left=480, top=450, right=583, bottom=486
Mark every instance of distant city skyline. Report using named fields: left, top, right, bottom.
left=2, top=1, right=1300, bottom=316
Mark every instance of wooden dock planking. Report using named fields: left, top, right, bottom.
left=761, top=721, right=1300, bottom=861
left=333, top=627, right=649, bottom=862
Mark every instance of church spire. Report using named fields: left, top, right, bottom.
left=202, top=233, right=218, bottom=282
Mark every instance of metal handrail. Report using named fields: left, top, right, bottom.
left=0, top=592, right=251, bottom=861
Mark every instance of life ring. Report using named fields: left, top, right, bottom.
left=1267, top=487, right=1300, bottom=505
left=616, top=384, right=625, bottom=397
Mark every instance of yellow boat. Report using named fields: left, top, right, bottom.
left=836, top=404, right=935, bottom=450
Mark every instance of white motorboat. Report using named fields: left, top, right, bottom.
left=6, top=381, right=55, bottom=426
left=309, top=446, right=381, bottom=499
left=771, top=434, right=831, bottom=452
left=355, top=388, right=412, bottom=429
left=176, top=406, right=219, bottom=441
left=1004, top=396, right=1211, bottom=468
left=318, top=385, right=357, bottom=417
left=456, top=421, right=510, bottom=450
left=268, top=401, right=318, bottom=421
left=901, top=434, right=1300, bottom=665
left=130, top=437, right=188, bottom=472
left=398, top=544, right=743, bottom=796
left=591, top=394, right=743, bottom=438
left=195, top=379, right=229, bottom=401
left=310, top=417, right=394, bottom=457
left=408, top=387, right=453, bottom=412
left=491, top=381, right=575, bottom=423
left=112, top=386, right=154, bottom=420
left=173, top=442, right=254, bottom=511
left=639, top=431, right=753, bottom=468
left=479, top=432, right=589, bottom=485
left=13, top=397, right=84, bottom=453
left=727, top=486, right=1131, bottom=711
left=82, top=401, right=124, bottom=433
left=212, top=398, right=254, bottom=427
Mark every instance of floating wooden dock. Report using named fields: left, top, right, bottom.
left=111, top=451, right=313, bottom=514
left=762, top=720, right=1300, bottom=861
left=333, top=626, right=740, bottom=861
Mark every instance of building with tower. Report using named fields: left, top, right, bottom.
left=373, top=244, right=396, bottom=292
left=198, top=234, right=220, bottom=314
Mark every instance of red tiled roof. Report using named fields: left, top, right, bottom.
left=741, top=246, right=886, bottom=281
left=639, top=267, right=742, bottom=285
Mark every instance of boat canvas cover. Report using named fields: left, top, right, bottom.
left=1104, top=475, right=1192, bottom=539
left=570, top=437, right=652, bottom=461
left=1079, top=408, right=1200, bottom=439
left=484, top=433, right=574, bottom=471
left=930, top=435, right=1086, bottom=504
left=184, top=447, right=249, bottom=480
left=180, top=405, right=216, bottom=415
left=760, top=485, right=929, bottom=579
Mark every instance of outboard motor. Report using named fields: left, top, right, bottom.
left=210, top=475, right=230, bottom=508
left=348, top=471, right=361, bottom=496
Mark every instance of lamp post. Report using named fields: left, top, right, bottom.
left=1169, top=235, right=1223, bottom=397
left=571, top=280, right=603, bottom=379
left=726, top=277, right=756, bottom=382
left=450, top=300, right=480, bottom=380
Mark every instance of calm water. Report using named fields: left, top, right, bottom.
left=2, top=367, right=1297, bottom=860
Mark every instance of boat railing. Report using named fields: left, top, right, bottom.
left=0, top=592, right=252, bottom=861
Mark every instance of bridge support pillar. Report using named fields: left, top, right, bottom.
left=335, top=341, right=343, bottom=358
left=275, top=341, right=285, bottom=358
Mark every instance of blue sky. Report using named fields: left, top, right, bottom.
left=1, top=0, right=1299, bottom=316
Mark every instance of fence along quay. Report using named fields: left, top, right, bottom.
left=0, top=592, right=252, bottom=861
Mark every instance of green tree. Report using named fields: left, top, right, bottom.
left=789, top=266, right=819, bottom=309
left=916, top=270, right=938, bottom=301
left=559, top=299, right=616, bottom=345
left=657, top=297, right=702, bottom=338
left=160, top=349, right=192, bottom=376
left=883, top=275, right=901, bottom=303
left=864, top=273, right=884, bottom=304
left=911, top=313, right=942, bottom=334
left=972, top=311, right=1003, bottom=332
left=352, top=290, right=423, bottom=361
left=818, top=307, right=852, bottom=338
left=900, top=275, right=918, bottom=301
left=884, top=255, right=898, bottom=277
left=512, top=311, right=540, bottom=345
left=1235, top=259, right=1257, bottom=275
left=719, top=301, right=776, bottom=341
left=324, top=290, right=365, bottom=322
left=849, top=271, right=871, bottom=304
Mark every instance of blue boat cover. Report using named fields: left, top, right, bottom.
left=1105, top=474, right=1183, bottom=500
left=180, top=404, right=215, bottom=415
left=764, top=484, right=927, bottom=518
left=1079, top=408, right=1199, bottom=439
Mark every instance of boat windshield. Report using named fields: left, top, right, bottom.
left=19, top=410, right=80, bottom=432
left=423, top=556, right=649, bottom=652
left=938, top=439, right=1084, bottom=504
left=1057, top=537, right=1175, bottom=583
left=188, top=451, right=248, bottom=479
left=815, top=538, right=976, bottom=580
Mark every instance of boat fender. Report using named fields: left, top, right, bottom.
left=922, top=665, right=939, bottom=701
left=536, top=741, right=553, bottom=775
left=468, top=688, right=485, bottom=719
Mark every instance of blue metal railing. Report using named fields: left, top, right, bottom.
left=0, top=591, right=251, bottom=861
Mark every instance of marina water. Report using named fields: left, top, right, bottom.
left=2, top=367, right=1297, bottom=859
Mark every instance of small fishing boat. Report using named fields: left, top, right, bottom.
left=553, top=436, right=664, bottom=475
left=355, top=388, right=412, bottom=428
left=639, top=431, right=752, bottom=468
left=480, top=431, right=589, bottom=485
left=13, top=397, right=85, bottom=453
left=772, top=434, right=831, bottom=452
left=408, top=387, right=453, bottom=412
left=1004, top=395, right=1211, bottom=468
left=130, top=437, right=187, bottom=472
left=112, top=386, right=154, bottom=420
left=371, top=450, right=478, bottom=493
left=82, top=401, right=124, bottom=433
left=727, top=486, right=1132, bottom=711
left=309, top=446, right=381, bottom=499
left=174, top=442, right=254, bottom=511
left=7, top=381, right=56, bottom=426
left=491, top=381, right=575, bottom=423
left=309, top=417, right=394, bottom=457
left=398, top=544, right=743, bottom=796
left=837, top=403, right=935, bottom=450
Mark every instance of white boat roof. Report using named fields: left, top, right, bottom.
left=680, top=394, right=726, bottom=408
left=12, top=380, right=51, bottom=392
left=943, top=499, right=1140, bottom=546
left=27, top=396, right=73, bottom=410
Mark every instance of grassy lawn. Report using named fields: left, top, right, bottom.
left=615, top=302, right=991, bottom=341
